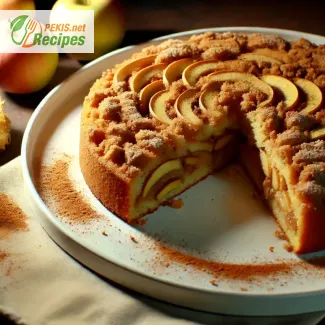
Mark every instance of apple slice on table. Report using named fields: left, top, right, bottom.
left=175, top=89, right=203, bottom=125
left=261, top=75, right=299, bottom=110
left=238, top=53, right=282, bottom=65
left=163, top=58, right=194, bottom=87
left=183, top=60, right=218, bottom=87
left=149, top=90, right=174, bottom=125
left=294, top=79, right=323, bottom=114
left=156, top=179, right=183, bottom=201
left=142, top=159, right=183, bottom=197
left=139, top=80, right=165, bottom=114
left=208, top=71, right=274, bottom=106
left=130, top=63, right=168, bottom=93
left=113, top=55, right=156, bottom=84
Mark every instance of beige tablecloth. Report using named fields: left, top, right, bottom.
left=1, top=157, right=325, bottom=325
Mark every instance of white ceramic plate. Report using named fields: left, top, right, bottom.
left=22, top=27, right=325, bottom=316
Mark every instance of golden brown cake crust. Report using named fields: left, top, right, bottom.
left=81, top=32, right=325, bottom=253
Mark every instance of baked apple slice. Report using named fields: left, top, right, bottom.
left=130, top=63, right=168, bottom=93
left=260, top=150, right=271, bottom=177
left=239, top=53, right=282, bottom=65
left=175, top=89, right=203, bottom=125
left=113, top=55, right=156, bottom=84
left=142, top=159, right=183, bottom=197
left=208, top=71, right=274, bottom=106
left=261, top=75, right=299, bottom=110
left=294, top=79, right=323, bottom=114
left=253, top=48, right=290, bottom=63
left=199, top=83, right=219, bottom=113
left=310, top=127, right=325, bottom=140
left=156, top=179, right=183, bottom=201
left=149, top=90, right=174, bottom=125
left=139, top=80, right=165, bottom=114
left=163, top=58, right=194, bottom=87
left=188, top=141, right=213, bottom=153
left=184, top=156, right=199, bottom=165
left=182, top=60, right=218, bottom=87
left=214, top=134, right=234, bottom=151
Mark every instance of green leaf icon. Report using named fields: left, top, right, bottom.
left=10, top=15, right=28, bottom=32
left=10, top=15, right=29, bottom=45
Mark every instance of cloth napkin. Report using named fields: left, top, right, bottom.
left=1, top=157, right=325, bottom=325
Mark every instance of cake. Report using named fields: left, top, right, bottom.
left=80, top=32, right=325, bottom=254
left=0, top=97, right=10, bottom=151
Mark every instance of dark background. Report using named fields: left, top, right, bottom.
left=37, top=0, right=325, bottom=36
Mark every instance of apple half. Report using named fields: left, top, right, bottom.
left=260, top=75, right=299, bottom=110
left=149, top=90, right=174, bottom=125
left=163, top=58, right=194, bottom=87
left=113, top=55, right=156, bottom=84
left=182, top=60, right=218, bottom=87
left=294, top=79, right=323, bottom=114
left=142, top=159, right=183, bottom=197
left=238, top=53, right=282, bottom=65
left=175, top=89, right=203, bottom=125
left=139, top=80, right=165, bottom=114
left=130, top=63, right=168, bottom=93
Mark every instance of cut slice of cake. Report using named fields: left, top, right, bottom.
left=80, top=32, right=325, bottom=254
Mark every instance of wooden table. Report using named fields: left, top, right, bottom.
left=1, top=0, right=325, bottom=166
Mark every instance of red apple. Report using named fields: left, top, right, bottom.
left=0, top=52, right=58, bottom=94
left=0, top=0, right=35, bottom=10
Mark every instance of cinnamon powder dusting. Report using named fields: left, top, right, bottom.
left=0, top=251, right=9, bottom=263
left=0, top=193, right=28, bottom=238
left=155, top=243, right=293, bottom=281
left=274, top=229, right=287, bottom=241
left=38, top=157, right=103, bottom=224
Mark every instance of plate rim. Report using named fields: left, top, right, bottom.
left=20, top=26, right=325, bottom=313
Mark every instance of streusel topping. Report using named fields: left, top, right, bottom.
left=84, top=32, right=325, bottom=202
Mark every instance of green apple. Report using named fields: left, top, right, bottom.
left=52, top=0, right=125, bottom=61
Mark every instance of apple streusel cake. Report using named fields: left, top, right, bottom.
left=80, top=32, right=325, bottom=253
